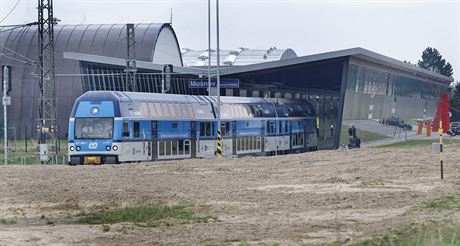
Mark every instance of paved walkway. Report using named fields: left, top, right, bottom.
left=362, top=133, right=459, bottom=148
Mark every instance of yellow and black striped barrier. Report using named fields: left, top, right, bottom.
left=217, top=129, right=222, bottom=158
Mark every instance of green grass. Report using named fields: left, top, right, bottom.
left=340, top=125, right=390, bottom=145
left=325, top=196, right=460, bottom=246
left=0, top=140, right=68, bottom=164
left=353, top=224, right=460, bottom=246
left=0, top=218, right=16, bottom=225
left=378, top=139, right=460, bottom=148
left=424, top=196, right=460, bottom=211
left=78, top=205, right=215, bottom=226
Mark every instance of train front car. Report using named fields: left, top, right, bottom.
left=68, top=92, right=120, bottom=165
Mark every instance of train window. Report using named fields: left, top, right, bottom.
left=279, top=121, right=282, bottom=133
left=154, top=103, right=163, bottom=117
left=178, top=140, right=184, bottom=155
left=134, top=122, right=140, bottom=138
left=200, top=123, right=205, bottom=137
left=169, top=104, right=177, bottom=117
left=123, top=122, right=129, bottom=138
left=159, top=141, right=165, bottom=156
left=286, top=122, right=289, bottom=133
left=254, top=105, right=263, bottom=117
left=267, top=121, right=275, bottom=134
left=161, top=104, right=170, bottom=117
left=206, top=123, right=211, bottom=136
left=199, top=122, right=213, bottom=137
left=148, top=103, right=156, bottom=116
left=174, top=104, right=182, bottom=117
left=185, top=141, right=191, bottom=154
left=141, top=103, right=150, bottom=117
left=221, top=122, right=230, bottom=136
left=172, top=123, right=178, bottom=129
left=166, top=140, right=172, bottom=155
left=172, top=141, right=178, bottom=155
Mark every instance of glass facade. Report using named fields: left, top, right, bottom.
left=347, top=64, right=443, bottom=99
left=343, top=63, right=446, bottom=121
left=80, top=62, right=206, bottom=95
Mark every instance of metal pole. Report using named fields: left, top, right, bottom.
left=215, top=0, right=222, bottom=158
left=3, top=66, right=8, bottom=165
left=439, top=120, right=444, bottom=179
left=207, top=0, right=212, bottom=96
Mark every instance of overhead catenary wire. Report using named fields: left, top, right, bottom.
left=0, top=0, right=22, bottom=25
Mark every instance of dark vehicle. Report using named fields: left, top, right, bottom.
left=384, top=117, right=404, bottom=127
left=401, top=123, right=412, bottom=131
left=448, top=125, right=460, bottom=136
left=451, top=122, right=460, bottom=129
left=383, top=117, right=412, bottom=130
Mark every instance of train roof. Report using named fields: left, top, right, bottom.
left=73, top=91, right=316, bottom=120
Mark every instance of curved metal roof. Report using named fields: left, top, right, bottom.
left=181, top=47, right=297, bottom=67
left=0, top=23, right=182, bottom=139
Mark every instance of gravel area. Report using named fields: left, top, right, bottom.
left=0, top=145, right=459, bottom=245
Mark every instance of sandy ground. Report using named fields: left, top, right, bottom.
left=0, top=145, right=459, bottom=245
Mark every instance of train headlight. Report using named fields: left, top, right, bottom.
left=112, top=145, right=118, bottom=151
left=105, top=146, right=111, bottom=151
left=69, top=146, right=75, bottom=152
left=76, top=146, right=81, bottom=151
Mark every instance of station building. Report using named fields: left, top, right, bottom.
left=0, top=23, right=453, bottom=149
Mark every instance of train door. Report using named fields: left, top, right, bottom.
left=191, top=121, right=197, bottom=158
left=289, top=120, right=293, bottom=151
left=260, top=120, right=265, bottom=153
left=121, top=120, right=132, bottom=162
left=221, top=122, right=232, bottom=156
left=232, top=121, right=237, bottom=156
left=152, top=121, right=158, bottom=161
left=132, top=121, right=151, bottom=161
left=196, top=121, right=216, bottom=158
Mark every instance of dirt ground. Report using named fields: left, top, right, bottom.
left=0, top=145, right=459, bottom=246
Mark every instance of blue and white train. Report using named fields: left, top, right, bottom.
left=68, top=91, right=318, bottom=165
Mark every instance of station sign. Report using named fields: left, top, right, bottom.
left=189, top=79, right=239, bottom=89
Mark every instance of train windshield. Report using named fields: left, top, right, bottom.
left=75, top=118, right=113, bottom=139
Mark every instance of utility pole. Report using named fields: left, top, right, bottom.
left=2, top=66, right=11, bottom=165
left=215, top=0, right=222, bottom=158
left=125, top=23, right=137, bottom=92
left=207, top=0, right=212, bottom=96
left=37, top=0, right=57, bottom=164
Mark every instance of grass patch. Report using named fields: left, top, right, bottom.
left=378, top=139, right=460, bottom=148
left=101, top=224, right=110, bottom=232
left=78, top=205, right=215, bottom=226
left=353, top=223, right=460, bottom=246
left=424, top=196, right=460, bottom=211
left=340, top=125, right=390, bottom=145
left=0, top=218, right=16, bottom=225
left=0, top=140, right=69, bottom=165
left=360, top=178, right=385, bottom=187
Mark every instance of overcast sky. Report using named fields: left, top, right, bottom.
left=1, top=0, right=459, bottom=82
